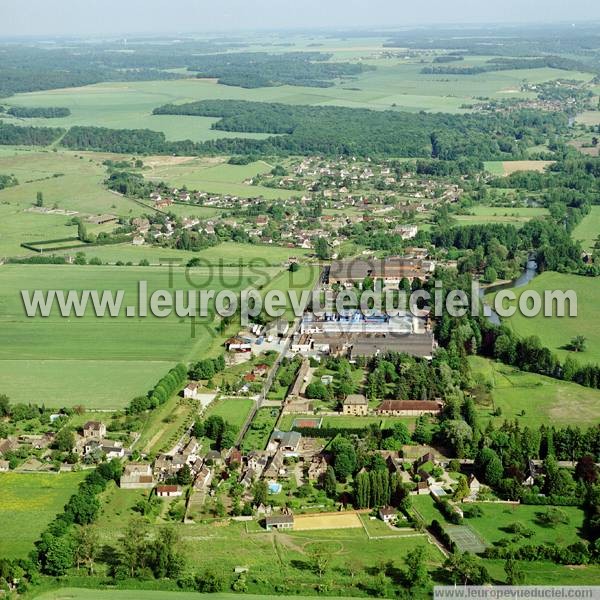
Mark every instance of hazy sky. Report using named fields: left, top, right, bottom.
left=1, top=0, right=599, bottom=37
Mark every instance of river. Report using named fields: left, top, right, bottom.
left=480, top=259, right=538, bottom=325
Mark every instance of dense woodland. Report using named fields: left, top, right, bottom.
left=5, top=106, right=71, bottom=118
left=421, top=56, right=594, bottom=76
left=0, top=121, right=64, bottom=146
left=152, top=100, right=566, bottom=159
left=186, top=51, right=372, bottom=88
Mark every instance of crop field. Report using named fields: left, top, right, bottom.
left=484, top=160, right=554, bottom=176
left=293, top=511, right=363, bottom=531
left=573, top=205, right=600, bottom=251
left=454, top=205, right=548, bottom=226
left=469, top=356, right=600, bottom=427
left=575, top=110, right=600, bottom=126
left=0, top=264, right=278, bottom=408
left=0, top=472, right=86, bottom=559
left=487, top=271, right=600, bottom=365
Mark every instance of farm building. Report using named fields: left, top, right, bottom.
left=376, top=400, right=442, bottom=416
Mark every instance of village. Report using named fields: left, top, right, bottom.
left=115, top=155, right=467, bottom=255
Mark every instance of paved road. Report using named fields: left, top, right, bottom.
left=236, top=267, right=323, bottom=447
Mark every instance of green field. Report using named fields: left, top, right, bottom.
left=455, top=205, right=548, bottom=226
left=488, top=271, right=600, bottom=366
left=0, top=472, right=86, bottom=559
left=469, top=356, right=600, bottom=427
left=89, top=511, right=443, bottom=594
left=5, top=62, right=594, bottom=145
left=144, top=157, right=293, bottom=200
left=34, top=588, right=361, bottom=600
left=466, top=502, right=586, bottom=549
left=573, top=205, right=600, bottom=252
left=58, top=242, right=309, bottom=266
left=0, top=264, right=278, bottom=408
left=202, top=397, right=255, bottom=431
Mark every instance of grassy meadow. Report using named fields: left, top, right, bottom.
left=0, top=264, right=279, bottom=408
left=0, top=472, right=86, bottom=559
left=143, top=156, right=292, bottom=200
left=454, top=205, right=548, bottom=227
left=201, top=397, right=255, bottom=431
left=487, top=271, right=600, bottom=366
left=469, top=356, right=600, bottom=428
left=465, top=502, right=586, bottom=549
left=573, top=205, right=600, bottom=251
left=56, top=241, right=309, bottom=267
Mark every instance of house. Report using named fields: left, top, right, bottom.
left=194, top=466, right=212, bottom=490
left=155, top=198, right=174, bottom=209
left=0, top=460, right=9, bottom=472
left=240, top=468, right=256, bottom=488
left=379, top=506, right=397, bottom=523
left=414, top=481, right=430, bottom=495
left=269, top=430, right=301, bottom=454
left=263, top=450, right=286, bottom=479
left=524, top=460, right=540, bottom=487
left=265, top=510, right=294, bottom=531
left=156, top=485, right=183, bottom=498
left=247, top=451, right=270, bottom=476
left=82, top=421, right=106, bottom=439
left=184, top=382, right=201, bottom=400
left=85, top=439, right=124, bottom=460
left=227, top=448, right=242, bottom=467
left=120, top=463, right=155, bottom=489
left=181, top=437, right=199, bottom=463
left=253, top=363, right=270, bottom=377
left=342, top=394, right=369, bottom=416
left=132, top=217, right=150, bottom=232
left=205, top=450, right=224, bottom=465
left=132, top=235, right=145, bottom=246
left=466, top=475, right=481, bottom=501
left=376, top=400, right=442, bottom=417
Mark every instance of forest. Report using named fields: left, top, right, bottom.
left=0, top=121, right=64, bottom=146
left=5, top=106, right=71, bottom=118
left=186, top=51, right=372, bottom=88
left=421, top=56, right=594, bottom=76
left=152, top=100, right=567, bottom=159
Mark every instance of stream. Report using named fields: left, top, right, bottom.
left=480, top=259, right=539, bottom=325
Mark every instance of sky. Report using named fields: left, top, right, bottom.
left=0, top=0, right=599, bottom=37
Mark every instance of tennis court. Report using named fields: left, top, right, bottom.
left=445, top=524, right=488, bottom=553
